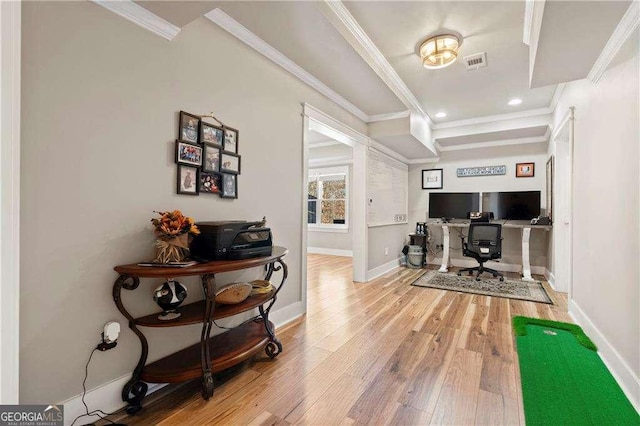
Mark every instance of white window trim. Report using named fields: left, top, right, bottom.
left=308, top=165, right=349, bottom=232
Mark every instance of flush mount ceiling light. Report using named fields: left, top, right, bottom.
left=508, top=98, right=523, bottom=105
left=420, top=34, right=460, bottom=69
left=435, top=112, right=447, bottom=118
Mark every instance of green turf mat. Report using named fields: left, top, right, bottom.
left=513, top=316, right=639, bottom=425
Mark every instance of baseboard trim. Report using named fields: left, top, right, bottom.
left=544, top=268, right=556, bottom=290
left=60, top=301, right=306, bottom=425
left=432, top=257, right=546, bottom=276
left=569, top=299, right=640, bottom=413
left=307, top=247, right=353, bottom=257
left=366, top=257, right=401, bottom=281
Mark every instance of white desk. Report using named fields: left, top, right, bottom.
left=428, top=220, right=552, bottom=281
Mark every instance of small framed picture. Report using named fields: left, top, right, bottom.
left=177, top=165, right=199, bottom=195
left=203, top=144, right=221, bottom=173
left=200, top=122, right=224, bottom=147
left=220, top=152, right=241, bottom=174
left=516, top=162, right=535, bottom=177
left=422, top=168, right=443, bottom=189
left=221, top=173, right=237, bottom=199
left=199, top=172, right=222, bottom=194
left=223, top=127, right=239, bottom=154
left=176, top=141, right=203, bottom=167
left=178, top=111, right=200, bottom=144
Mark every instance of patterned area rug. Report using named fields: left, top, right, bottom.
left=411, top=270, right=553, bottom=304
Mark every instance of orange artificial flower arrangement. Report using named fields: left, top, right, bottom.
left=151, top=210, right=200, bottom=263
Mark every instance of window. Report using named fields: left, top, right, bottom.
left=308, top=166, right=348, bottom=230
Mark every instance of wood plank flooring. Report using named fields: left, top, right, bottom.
left=106, top=254, right=569, bottom=426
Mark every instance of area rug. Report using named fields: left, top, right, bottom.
left=513, top=316, right=640, bottom=425
left=411, top=270, right=553, bottom=304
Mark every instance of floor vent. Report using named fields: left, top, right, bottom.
left=464, top=52, right=487, bottom=70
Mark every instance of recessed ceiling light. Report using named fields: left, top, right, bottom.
left=508, top=98, right=523, bottom=106
left=435, top=112, right=447, bottom=118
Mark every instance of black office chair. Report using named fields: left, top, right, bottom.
left=458, top=223, right=504, bottom=281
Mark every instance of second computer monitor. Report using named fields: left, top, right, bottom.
left=482, top=191, right=541, bottom=220
left=428, top=192, right=480, bottom=219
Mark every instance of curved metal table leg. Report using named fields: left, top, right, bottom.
left=259, top=260, right=288, bottom=358
left=200, top=273, right=216, bottom=400
left=113, top=275, right=149, bottom=414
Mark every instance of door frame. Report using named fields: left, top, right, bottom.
left=0, top=0, right=22, bottom=404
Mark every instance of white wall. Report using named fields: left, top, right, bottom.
left=20, top=1, right=367, bottom=405
left=408, top=145, right=549, bottom=268
left=554, top=50, right=639, bottom=405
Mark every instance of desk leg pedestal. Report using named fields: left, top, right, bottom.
left=521, top=227, right=534, bottom=281
left=439, top=225, right=450, bottom=273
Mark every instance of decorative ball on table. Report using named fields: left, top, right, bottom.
left=150, top=210, right=200, bottom=263
left=153, top=279, right=187, bottom=320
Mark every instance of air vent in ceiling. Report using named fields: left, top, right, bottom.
left=464, top=52, right=487, bottom=70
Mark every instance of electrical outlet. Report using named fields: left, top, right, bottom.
left=384, top=247, right=389, bottom=256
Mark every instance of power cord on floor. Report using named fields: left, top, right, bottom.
left=70, top=348, right=126, bottom=426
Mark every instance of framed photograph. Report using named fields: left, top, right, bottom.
left=199, top=172, right=222, bottom=194
left=223, top=127, right=239, bottom=154
left=178, top=111, right=200, bottom=144
left=221, top=173, right=237, bottom=199
left=546, top=156, right=553, bottom=220
left=177, top=165, right=199, bottom=195
left=422, top=168, right=443, bottom=189
left=203, top=144, right=221, bottom=173
left=220, top=152, right=241, bottom=174
left=200, top=122, right=224, bottom=147
left=175, top=141, right=203, bottom=167
left=516, top=162, right=535, bottom=177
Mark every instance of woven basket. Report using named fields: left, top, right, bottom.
left=215, top=282, right=252, bottom=304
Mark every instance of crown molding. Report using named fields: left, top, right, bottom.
left=549, top=83, right=566, bottom=111
left=588, top=1, right=640, bottom=84
left=309, top=140, right=343, bottom=148
left=407, top=157, right=440, bottom=165
left=205, top=9, right=370, bottom=122
left=432, top=107, right=552, bottom=130
left=523, top=0, right=535, bottom=45
left=321, top=1, right=432, bottom=125
left=92, top=0, right=180, bottom=41
left=437, top=135, right=549, bottom=152
left=368, top=110, right=410, bottom=123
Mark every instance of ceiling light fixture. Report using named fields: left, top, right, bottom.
left=420, top=34, right=460, bottom=69
left=435, top=112, right=447, bottom=118
left=508, top=98, right=523, bottom=106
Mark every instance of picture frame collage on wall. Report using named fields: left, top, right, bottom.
left=175, top=111, right=240, bottom=198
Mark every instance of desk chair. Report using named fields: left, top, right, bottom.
left=458, top=223, right=504, bottom=281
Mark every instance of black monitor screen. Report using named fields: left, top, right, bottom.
left=428, top=192, right=480, bottom=219
left=482, top=191, right=541, bottom=220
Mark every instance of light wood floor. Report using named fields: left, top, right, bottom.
left=108, top=254, right=569, bottom=426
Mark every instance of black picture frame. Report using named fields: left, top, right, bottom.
left=202, top=144, right=221, bottom=173
left=178, top=111, right=200, bottom=144
left=223, top=127, right=239, bottom=154
left=199, top=172, right=222, bottom=194
left=220, top=151, right=241, bottom=174
left=422, top=168, right=443, bottom=189
left=221, top=173, right=238, bottom=199
left=177, top=164, right=199, bottom=195
left=200, top=122, right=224, bottom=147
left=175, top=140, right=203, bottom=167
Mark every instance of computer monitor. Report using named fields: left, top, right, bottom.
left=482, top=191, right=541, bottom=220
left=428, top=192, right=480, bottom=219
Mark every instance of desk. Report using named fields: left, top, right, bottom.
left=427, top=220, right=551, bottom=281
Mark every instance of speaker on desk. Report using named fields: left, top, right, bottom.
left=467, top=211, right=494, bottom=223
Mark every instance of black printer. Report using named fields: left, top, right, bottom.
left=189, top=220, right=273, bottom=262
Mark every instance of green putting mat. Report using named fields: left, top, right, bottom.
left=513, top=316, right=639, bottom=425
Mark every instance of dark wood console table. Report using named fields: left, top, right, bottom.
left=112, top=246, right=288, bottom=414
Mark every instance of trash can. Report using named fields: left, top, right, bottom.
left=406, top=245, right=424, bottom=268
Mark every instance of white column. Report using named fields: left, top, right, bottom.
left=521, top=227, right=534, bottom=281
left=439, top=225, right=450, bottom=272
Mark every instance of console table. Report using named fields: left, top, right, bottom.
left=427, top=221, right=551, bottom=280
left=112, top=246, right=288, bottom=414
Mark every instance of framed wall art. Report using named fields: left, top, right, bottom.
left=457, top=165, right=506, bottom=177
left=221, top=152, right=241, bottom=174
left=200, top=122, right=224, bottom=147
left=422, top=168, right=443, bottom=189
left=203, top=144, right=221, bottom=173
left=177, top=165, right=199, bottom=195
left=178, top=111, right=200, bottom=144
left=199, top=172, right=222, bottom=194
left=175, top=141, right=202, bottom=167
left=221, top=173, right=237, bottom=199
left=223, top=127, right=239, bottom=154
left=516, top=162, right=535, bottom=177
